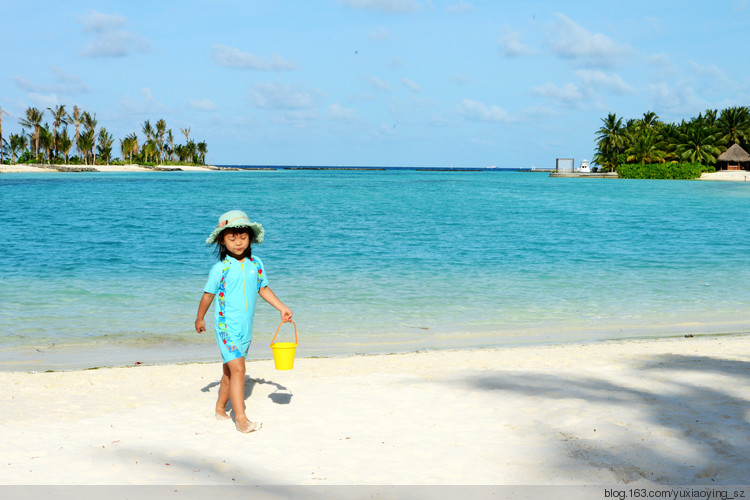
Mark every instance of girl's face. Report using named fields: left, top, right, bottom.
left=221, top=231, right=250, bottom=259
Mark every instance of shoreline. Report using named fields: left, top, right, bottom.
left=0, top=163, right=225, bottom=173
left=2, top=328, right=748, bottom=374
left=1, top=334, right=749, bottom=485
left=4, top=315, right=750, bottom=373
left=4, top=163, right=750, bottom=180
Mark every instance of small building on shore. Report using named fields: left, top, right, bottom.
left=717, top=144, right=750, bottom=171
left=555, top=158, right=575, bottom=173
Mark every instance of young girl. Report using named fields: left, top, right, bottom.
left=195, top=210, right=292, bottom=433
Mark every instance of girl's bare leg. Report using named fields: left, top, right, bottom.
left=215, top=363, right=231, bottom=420
left=226, top=357, right=259, bottom=433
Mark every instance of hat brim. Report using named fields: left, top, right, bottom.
left=206, top=222, right=264, bottom=245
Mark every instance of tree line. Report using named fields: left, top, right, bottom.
left=593, top=106, right=750, bottom=172
left=0, top=104, right=208, bottom=166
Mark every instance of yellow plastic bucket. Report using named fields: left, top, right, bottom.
left=270, top=320, right=298, bottom=370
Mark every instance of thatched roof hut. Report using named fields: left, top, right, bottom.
left=717, top=144, right=750, bottom=170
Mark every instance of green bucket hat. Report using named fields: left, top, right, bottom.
left=206, top=210, right=264, bottom=245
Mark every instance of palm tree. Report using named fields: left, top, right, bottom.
left=9, top=133, right=27, bottom=164
left=658, top=122, right=681, bottom=162
left=625, top=128, right=667, bottom=164
left=68, top=105, right=83, bottom=157
left=166, top=129, right=174, bottom=162
left=716, top=106, right=750, bottom=149
left=676, top=125, right=722, bottom=165
left=701, top=109, right=718, bottom=128
left=197, top=141, right=207, bottom=165
left=58, top=129, right=73, bottom=163
left=120, top=133, right=139, bottom=164
left=142, top=120, right=153, bottom=141
left=180, top=126, right=190, bottom=144
left=155, top=119, right=166, bottom=163
left=77, top=129, right=94, bottom=165
left=48, top=104, right=68, bottom=158
left=18, top=107, right=44, bottom=161
left=142, top=139, right=157, bottom=164
left=39, top=124, right=53, bottom=162
left=0, top=106, right=8, bottom=164
left=83, top=112, right=97, bottom=164
left=594, top=113, right=626, bottom=171
left=97, top=127, right=115, bottom=165
left=638, top=111, right=660, bottom=130
left=185, top=140, right=197, bottom=164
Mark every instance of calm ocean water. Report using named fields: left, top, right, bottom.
left=2, top=169, right=750, bottom=370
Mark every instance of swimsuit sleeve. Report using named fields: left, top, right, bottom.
left=203, top=262, right=223, bottom=294
left=254, top=256, right=270, bottom=290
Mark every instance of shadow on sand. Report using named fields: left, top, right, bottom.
left=456, top=353, right=750, bottom=484
left=201, top=376, right=293, bottom=412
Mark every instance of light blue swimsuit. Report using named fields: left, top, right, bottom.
left=204, top=256, right=268, bottom=362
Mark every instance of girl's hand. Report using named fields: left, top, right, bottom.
left=280, top=307, right=293, bottom=323
left=195, top=318, right=206, bottom=334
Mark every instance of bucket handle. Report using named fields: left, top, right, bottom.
left=271, top=320, right=298, bottom=346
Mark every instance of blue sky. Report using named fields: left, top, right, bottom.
left=2, top=0, right=749, bottom=167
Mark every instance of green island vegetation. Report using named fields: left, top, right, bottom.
left=594, top=107, right=750, bottom=179
left=0, top=104, right=208, bottom=167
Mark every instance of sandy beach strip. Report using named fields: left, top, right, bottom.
left=1, top=335, right=749, bottom=486
left=0, top=163, right=218, bottom=173
left=699, top=171, right=750, bottom=181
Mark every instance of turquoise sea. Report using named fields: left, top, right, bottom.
left=2, top=169, right=750, bottom=370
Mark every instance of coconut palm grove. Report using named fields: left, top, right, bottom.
left=593, top=106, right=750, bottom=179
left=0, top=104, right=208, bottom=167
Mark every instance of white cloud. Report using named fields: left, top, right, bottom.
left=646, top=53, right=678, bottom=78
left=531, top=82, right=585, bottom=107
left=429, top=113, right=455, bottom=127
left=120, top=87, right=169, bottom=115
left=211, top=45, right=297, bottom=71
left=546, top=13, right=630, bottom=68
left=27, top=92, right=60, bottom=109
left=368, top=28, right=391, bottom=41
left=250, top=82, right=314, bottom=109
left=188, top=98, right=218, bottom=111
left=457, top=98, right=513, bottom=122
left=78, top=10, right=126, bottom=32
left=78, top=10, right=150, bottom=57
left=451, top=74, right=473, bottom=84
left=648, top=82, right=706, bottom=113
left=13, top=66, right=90, bottom=95
left=499, top=26, right=534, bottom=58
left=574, top=70, right=635, bottom=94
left=688, top=61, right=737, bottom=92
left=444, top=2, right=474, bottom=14
left=368, top=76, right=392, bottom=91
left=388, top=57, right=406, bottom=68
left=402, top=77, right=422, bottom=92
left=338, top=0, right=421, bottom=13
left=327, top=103, right=357, bottom=121
left=379, top=123, right=397, bottom=135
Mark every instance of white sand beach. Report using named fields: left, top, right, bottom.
left=1, top=335, right=749, bottom=486
left=700, top=170, right=750, bottom=181
left=0, top=163, right=217, bottom=173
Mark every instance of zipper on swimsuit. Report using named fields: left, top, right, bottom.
left=240, top=261, right=248, bottom=309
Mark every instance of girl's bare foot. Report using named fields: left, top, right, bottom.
left=215, top=407, right=230, bottom=420
left=235, top=418, right=261, bottom=433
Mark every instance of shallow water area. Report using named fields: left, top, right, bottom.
left=2, top=169, right=750, bottom=370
